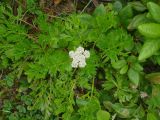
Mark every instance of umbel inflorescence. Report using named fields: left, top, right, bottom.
left=69, top=46, right=90, bottom=68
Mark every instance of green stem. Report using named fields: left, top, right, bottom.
left=91, top=77, right=95, bottom=98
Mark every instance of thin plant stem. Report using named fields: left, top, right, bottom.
left=91, top=77, right=95, bottom=98
left=81, top=0, right=92, bottom=14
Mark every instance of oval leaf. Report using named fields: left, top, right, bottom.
left=128, top=68, right=140, bottom=86
left=96, top=110, right=110, bottom=120
left=147, top=2, right=160, bottom=23
left=131, top=1, right=147, bottom=12
left=120, top=65, right=128, bottom=74
left=138, top=23, right=160, bottom=38
left=138, top=39, right=160, bottom=61
left=128, top=14, right=147, bottom=30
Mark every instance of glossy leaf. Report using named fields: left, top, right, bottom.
left=147, top=2, right=160, bottom=23
left=131, top=1, right=147, bottom=12
left=138, top=39, right=160, bottom=61
left=138, top=23, right=160, bottom=38
left=128, top=14, right=147, bottom=30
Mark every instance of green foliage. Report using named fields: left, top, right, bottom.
left=123, top=1, right=160, bottom=61
left=128, top=14, right=148, bottom=30
left=96, top=110, right=110, bottom=120
left=147, top=113, right=158, bottom=120
left=0, top=1, right=160, bottom=120
left=147, top=2, right=160, bottom=23
left=138, top=39, right=160, bottom=61
left=138, top=23, right=160, bottom=38
left=137, top=2, right=160, bottom=61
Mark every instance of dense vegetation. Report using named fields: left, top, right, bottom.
left=0, top=0, right=160, bottom=120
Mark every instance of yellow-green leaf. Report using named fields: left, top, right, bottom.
left=138, top=39, right=160, bottom=61
left=147, top=2, right=160, bottom=23
left=138, top=23, right=160, bottom=38
left=96, top=110, right=110, bottom=120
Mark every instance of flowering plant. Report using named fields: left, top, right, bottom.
left=69, top=46, right=90, bottom=68
left=0, top=2, right=160, bottom=120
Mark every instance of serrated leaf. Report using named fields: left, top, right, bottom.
left=96, top=110, right=110, bottom=120
left=138, top=23, right=160, bottom=38
left=147, top=2, right=160, bottom=23
left=128, top=68, right=140, bottom=86
left=138, top=39, right=160, bottom=61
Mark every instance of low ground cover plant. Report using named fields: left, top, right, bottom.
left=0, top=1, right=160, bottom=120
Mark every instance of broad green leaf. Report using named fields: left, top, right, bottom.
left=138, top=39, right=160, bottom=61
left=128, top=68, right=140, bottom=86
left=147, top=2, right=160, bottom=23
left=103, top=80, right=115, bottom=91
left=147, top=113, right=158, bottom=120
left=119, top=4, right=133, bottom=18
left=132, top=63, right=143, bottom=72
left=119, top=4, right=133, bottom=26
left=128, top=14, right=147, bottom=30
left=138, top=23, right=160, bottom=38
left=111, top=103, right=131, bottom=118
left=131, top=1, right=147, bottom=12
left=112, top=60, right=127, bottom=69
left=146, top=12, right=153, bottom=19
left=120, top=65, right=128, bottom=74
left=96, top=110, right=110, bottom=120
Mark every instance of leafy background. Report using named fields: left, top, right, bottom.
left=0, top=0, right=160, bottom=120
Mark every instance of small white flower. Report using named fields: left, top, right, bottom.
left=76, top=46, right=84, bottom=53
left=71, top=61, right=78, bottom=68
left=140, top=91, right=148, bottom=98
left=79, top=61, right=86, bottom=68
left=83, top=50, right=90, bottom=58
left=69, top=51, right=75, bottom=58
left=69, top=46, right=90, bottom=68
left=78, top=54, right=86, bottom=62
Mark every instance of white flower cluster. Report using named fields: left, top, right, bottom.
left=69, top=46, right=90, bottom=68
